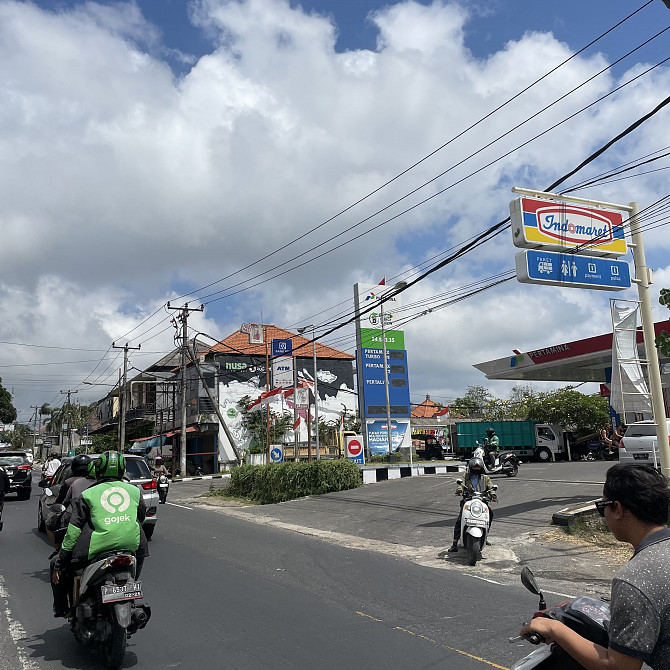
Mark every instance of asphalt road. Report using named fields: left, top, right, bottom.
left=0, top=461, right=618, bottom=670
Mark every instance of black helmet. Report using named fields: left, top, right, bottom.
left=71, top=454, right=92, bottom=477
left=486, top=427, right=495, bottom=437
left=469, top=456, right=485, bottom=474
left=94, top=451, right=126, bottom=480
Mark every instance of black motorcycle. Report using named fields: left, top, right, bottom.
left=510, top=567, right=610, bottom=669
left=157, top=473, right=169, bottom=504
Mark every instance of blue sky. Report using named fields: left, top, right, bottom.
left=2, top=0, right=670, bottom=418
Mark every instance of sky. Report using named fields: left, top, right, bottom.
left=1, top=0, right=670, bottom=424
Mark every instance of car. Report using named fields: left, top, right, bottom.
left=36, top=453, right=158, bottom=540
left=0, top=451, right=33, bottom=500
left=618, top=419, right=670, bottom=466
left=412, top=434, right=451, bottom=460
left=123, top=454, right=159, bottom=540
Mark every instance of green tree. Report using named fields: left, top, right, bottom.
left=452, top=385, right=493, bottom=418
left=525, top=387, right=610, bottom=435
left=238, top=396, right=294, bottom=452
left=656, top=288, right=670, bottom=357
left=0, top=377, right=17, bottom=424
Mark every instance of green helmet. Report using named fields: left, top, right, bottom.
left=95, top=451, right=126, bottom=480
left=86, top=460, right=96, bottom=477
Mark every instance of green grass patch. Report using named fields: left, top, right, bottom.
left=219, top=459, right=363, bottom=504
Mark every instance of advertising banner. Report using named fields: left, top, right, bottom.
left=366, top=419, right=411, bottom=456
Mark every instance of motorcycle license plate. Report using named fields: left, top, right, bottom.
left=101, top=581, right=143, bottom=603
left=158, top=483, right=168, bottom=487
left=468, top=519, right=487, bottom=527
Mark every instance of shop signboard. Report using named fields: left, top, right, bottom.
left=510, top=196, right=626, bottom=257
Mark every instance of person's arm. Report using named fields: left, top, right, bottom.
left=55, top=494, right=90, bottom=570
left=520, top=619, right=642, bottom=670
left=136, top=494, right=147, bottom=525
left=55, top=481, right=70, bottom=505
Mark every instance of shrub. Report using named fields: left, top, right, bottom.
left=226, top=459, right=362, bottom=504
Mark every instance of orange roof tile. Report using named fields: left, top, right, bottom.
left=411, top=395, right=440, bottom=418
left=205, top=324, right=354, bottom=360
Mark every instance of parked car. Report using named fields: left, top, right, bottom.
left=618, top=419, right=670, bottom=466
left=36, top=454, right=158, bottom=540
left=0, top=451, right=33, bottom=500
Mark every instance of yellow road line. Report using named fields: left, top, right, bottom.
left=354, top=613, right=510, bottom=670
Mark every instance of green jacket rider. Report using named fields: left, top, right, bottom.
left=52, top=451, right=147, bottom=617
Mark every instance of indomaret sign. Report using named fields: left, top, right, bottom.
left=510, top=196, right=627, bottom=257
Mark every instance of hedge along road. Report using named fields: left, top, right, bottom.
left=181, top=459, right=619, bottom=593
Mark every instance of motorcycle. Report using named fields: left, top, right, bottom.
left=585, top=440, right=617, bottom=461
left=156, top=473, right=169, bottom=504
left=474, top=440, right=520, bottom=477
left=455, top=478, right=497, bottom=566
left=49, top=504, right=151, bottom=670
left=510, top=566, right=610, bottom=669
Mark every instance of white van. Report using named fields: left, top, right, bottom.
left=618, top=419, right=670, bottom=467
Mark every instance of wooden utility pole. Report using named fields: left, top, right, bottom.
left=168, top=302, right=204, bottom=477
left=112, top=342, right=141, bottom=453
left=30, top=406, right=39, bottom=456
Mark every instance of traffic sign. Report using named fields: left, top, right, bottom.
left=510, top=196, right=626, bottom=257
left=345, top=435, right=365, bottom=464
left=270, top=445, right=283, bottom=464
left=515, top=250, right=631, bottom=291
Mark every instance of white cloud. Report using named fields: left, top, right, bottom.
left=0, top=0, right=668, bottom=416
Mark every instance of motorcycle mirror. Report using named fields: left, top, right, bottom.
left=50, top=503, right=66, bottom=513
left=521, top=567, right=547, bottom=610
left=44, top=487, right=53, bottom=497
left=492, top=484, right=498, bottom=491
left=456, top=478, right=463, bottom=485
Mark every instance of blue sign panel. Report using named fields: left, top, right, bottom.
left=270, top=445, right=284, bottom=464
left=515, top=250, right=631, bottom=291
left=271, top=339, right=293, bottom=356
left=359, top=348, right=411, bottom=418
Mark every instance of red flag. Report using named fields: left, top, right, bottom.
left=260, top=387, right=283, bottom=404
left=435, top=406, right=449, bottom=417
left=378, top=277, right=386, bottom=285
left=292, top=416, right=301, bottom=431
left=246, top=397, right=263, bottom=413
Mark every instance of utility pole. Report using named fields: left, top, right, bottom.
left=59, top=390, right=78, bottom=455
left=30, top=406, right=39, bottom=456
left=168, top=302, right=204, bottom=477
left=112, top=342, right=141, bottom=453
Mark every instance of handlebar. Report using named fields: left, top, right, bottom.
left=508, top=633, right=545, bottom=645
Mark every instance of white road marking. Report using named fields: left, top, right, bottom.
left=467, top=574, right=503, bottom=585
left=0, top=576, right=39, bottom=670
left=166, top=502, right=193, bottom=509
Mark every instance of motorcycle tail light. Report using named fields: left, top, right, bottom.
left=141, top=479, right=157, bottom=490
left=111, top=555, right=133, bottom=568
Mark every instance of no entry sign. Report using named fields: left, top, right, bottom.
left=345, top=435, right=365, bottom=464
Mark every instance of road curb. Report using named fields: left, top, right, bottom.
left=361, top=462, right=465, bottom=484
left=171, top=474, right=231, bottom=484
left=552, top=500, right=599, bottom=526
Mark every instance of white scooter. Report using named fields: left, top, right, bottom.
left=156, top=473, right=169, bottom=504
left=456, top=478, right=497, bottom=566
left=473, top=441, right=520, bottom=477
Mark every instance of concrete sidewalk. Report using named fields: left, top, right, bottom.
left=178, top=461, right=625, bottom=596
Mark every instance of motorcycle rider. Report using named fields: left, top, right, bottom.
left=46, top=454, right=92, bottom=548
left=520, top=464, right=669, bottom=669
left=447, top=457, right=498, bottom=553
left=484, top=427, right=500, bottom=470
left=152, top=456, right=169, bottom=477
left=0, top=463, right=10, bottom=532
left=51, top=451, right=148, bottom=617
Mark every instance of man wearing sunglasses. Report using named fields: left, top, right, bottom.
left=520, top=463, right=670, bottom=670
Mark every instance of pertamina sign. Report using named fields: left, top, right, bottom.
left=510, top=196, right=626, bottom=257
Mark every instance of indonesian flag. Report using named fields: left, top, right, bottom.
left=261, top=387, right=283, bottom=405
left=339, top=414, right=344, bottom=432
left=292, top=416, right=301, bottom=431
left=246, top=397, right=263, bottom=413
left=435, top=406, right=450, bottom=417
left=378, top=277, right=386, bottom=285
left=299, top=378, right=314, bottom=389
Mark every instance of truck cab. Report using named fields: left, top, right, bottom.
left=413, top=434, right=451, bottom=460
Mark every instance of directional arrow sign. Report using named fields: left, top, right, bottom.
left=515, top=250, right=631, bottom=291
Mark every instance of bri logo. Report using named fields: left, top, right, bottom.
left=535, top=206, right=614, bottom=245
